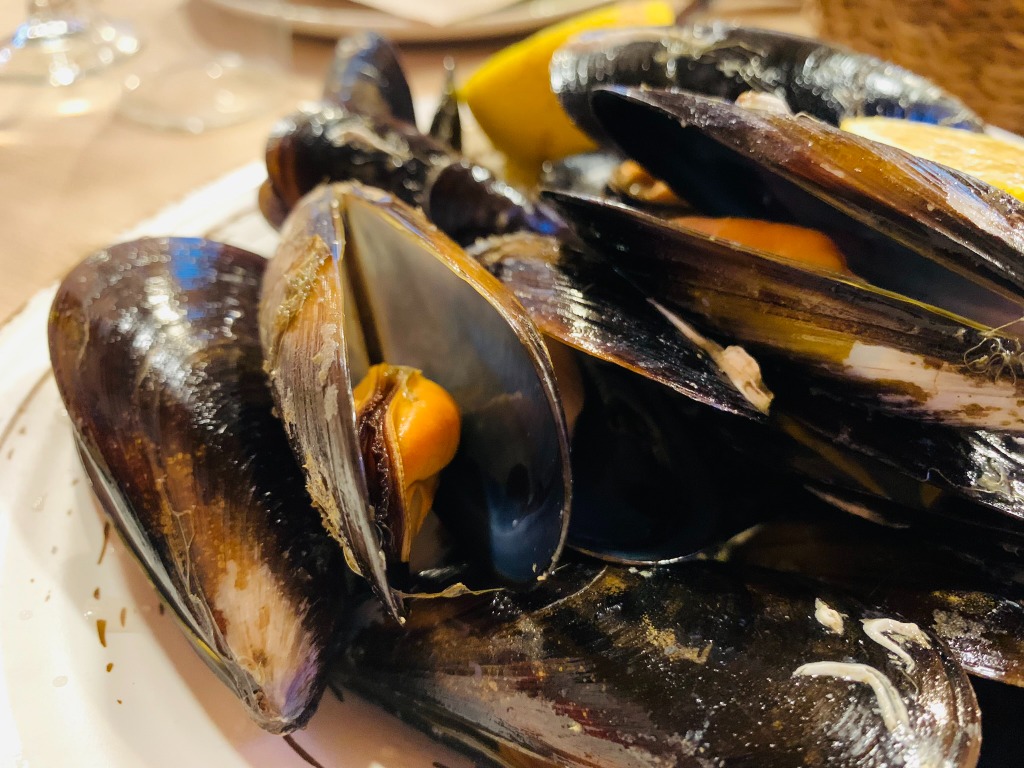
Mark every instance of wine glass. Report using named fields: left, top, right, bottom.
left=0, top=0, right=139, bottom=86
left=117, top=0, right=290, bottom=133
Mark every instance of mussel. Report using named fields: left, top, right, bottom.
left=334, top=559, right=981, bottom=767
left=263, top=33, right=774, bottom=416
left=258, top=182, right=571, bottom=622
left=715, top=514, right=1024, bottom=688
left=263, top=34, right=561, bottom=247
left=545, top=86, right=1024, bottom=532
left=322, top=31, right=416, bottom=125
left=261, top=33, right=782, bottom=569
left=263, top=102, right=568, bottom=248
left=551, top=22, right=984, bottom=145
left=50, top=24, right=1024, bottom=765
left=48, top=238, right=346, bottom=732
left=261, top=33, right=800, bottom=565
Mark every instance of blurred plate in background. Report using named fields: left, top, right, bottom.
left=205, top=0, right=619, bottom=42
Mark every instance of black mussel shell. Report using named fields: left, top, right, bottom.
left=49, top=237, right=346, bottom=733
left=717, top=515, right=1024, bottom=688
left=259, top=184, right=571, bottom=622
left=584, top=86, right=1024, bottom=326
left=335, top=559, right=980, bottom=767
left=552, top=23, right=983, bottom=143
left=323, top=31, right=416, bottom=125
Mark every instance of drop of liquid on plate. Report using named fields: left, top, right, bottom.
left=53, top=676, right=68, bottom=688
left=18, top=610, right=32, bottom=621
left=97, top=522, right=112, bottom=565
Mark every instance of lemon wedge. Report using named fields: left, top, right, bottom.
left=841, top=116, right=1024, bottom=202
left=460, top=1, right=674, bottom=181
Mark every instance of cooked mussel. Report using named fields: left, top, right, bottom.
left=551, top=23, right=983, bottom=145
left=260, top=30, right=424, bottom=229
left=322, top=29, right=459, bottom=151
left=259, top=182, right=571, bottom=622
left=539, top=85, right=1024, bottom=539
left=334, top=559, right=981, bottom=767
left=263, top=103, right=455, bottom=222
left=262, top=102, right=569, bottom=248
left=716, top=515, right=1024, bottom=688
left=574, top=87, right=1024, bottom=328
left=472, top=231, right=770, bottom=419
left=48, top=238, right=346, bottom=733
left=262, top=29, right=567, bottom=246
left=323, top=31, right=415, bottom=125
left=548, top=180, right=1024, bottom=429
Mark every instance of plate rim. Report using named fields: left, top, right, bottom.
left=204, top=0, right=618, bottom=42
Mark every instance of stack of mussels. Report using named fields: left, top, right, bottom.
left=48, top=22, right=1024, bottom=768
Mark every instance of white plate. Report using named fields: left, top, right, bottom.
left=0, top=164, right=474, bottom=768
left=205, top=0, right=614, bottom=42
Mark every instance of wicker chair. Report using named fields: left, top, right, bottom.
left=806, top=0, right=1024, bottom=132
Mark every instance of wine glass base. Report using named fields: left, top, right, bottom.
left=118, top=55, right=288, bottom=133
left=0, top=15, right=140, bottom=86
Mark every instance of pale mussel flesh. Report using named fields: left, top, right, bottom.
left=259, top=182, right=571, bottom=623
left=48, top=238, right=346, bottom=733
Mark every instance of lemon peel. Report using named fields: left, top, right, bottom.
left=460, top=1, right=674, bottom=180
left=841, top=116, right=1024, bottom=202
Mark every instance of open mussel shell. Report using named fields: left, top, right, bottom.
left=546, top=186, right=1024, bottom=430
left=334, top=559, right=980, bottom=767
left=546, top=187, right=1024, bottom=525
left=473, top=231, right=768, bottom=419
left=48, top=238, right=346, bottom=733
left=259, top=182, right=571, bottom=622
left=583, top=86, right=1024, bottom=327
left=551, top=23, right=983, bottom=144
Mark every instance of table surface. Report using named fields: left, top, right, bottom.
left=0, top=0, right=812, bottom=322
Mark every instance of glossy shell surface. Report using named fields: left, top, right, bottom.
left=48, top=237, right=346, bottom=733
